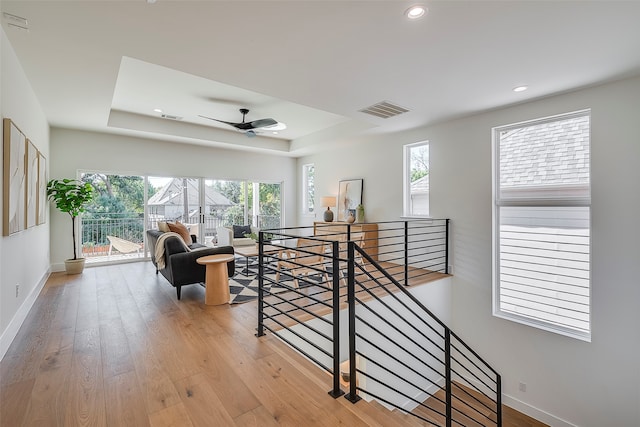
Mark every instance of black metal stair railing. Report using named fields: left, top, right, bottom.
left=256, top=219, right=501, bottom=426
left=344, top=242, right=501, bottom=427
left=256, top=229, right=345, bottom=397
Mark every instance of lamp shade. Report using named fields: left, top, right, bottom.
left=321, top=196, right=336, bottom=208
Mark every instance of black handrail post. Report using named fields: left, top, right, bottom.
left=445, top=219, right=450, bottom=275
left=445, top=329, right=452, bottom=427
left=404, top=220, right=409, bottom=286
left=345, top=242, right=361, bottom=403
left=329, top=240, right=344, bottom=398
left=497, top=373, right=503, bottom=426
left=256, top=231, right=265, bottom=337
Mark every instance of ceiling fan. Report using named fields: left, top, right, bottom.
left=198, top=108, right=278, bottom=134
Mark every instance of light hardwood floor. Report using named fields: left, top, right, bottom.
left=0, top=262, right=547, bottom=426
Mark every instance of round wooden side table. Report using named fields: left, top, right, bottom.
left=196, top=254, right=235, bottom=305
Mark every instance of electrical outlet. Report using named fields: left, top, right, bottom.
left=519, top=382, right=527, bottom=392
left=15, top=284, right=20, bottom=298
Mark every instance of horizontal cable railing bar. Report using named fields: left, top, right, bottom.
left=356, top=354, right=448, bottom=409
left=261, top=305, right=333, bottom=358
left=354, top=304, right=446, bottom=374
left=353, top=385, right=447, bottom=427
left=446, top=331, right=500, bottom=380
left=261, top=291, right=333, bottom=325
left=354, top=368, right=449, bottom=422
left=257, top=219, right=501, bottom=426
left=354, top=250, right=448, bottom=330
left=449, top=365, right=499, bottom=410
left=354, top=325, right=445, bottom=385
left=448, top=375, right=498, bottom=419
left=449, top=344, right=499, bottom=387
left=262, top=325, right=332, bottom=374
left=350, top=274, right=444, bottom=351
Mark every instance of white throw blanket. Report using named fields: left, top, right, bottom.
left=155, top=232, right=191, bottom=270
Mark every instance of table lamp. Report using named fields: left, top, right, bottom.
left=321, top=196, right=336, bottom=222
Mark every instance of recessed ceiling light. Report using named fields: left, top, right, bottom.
left=405, top=5, right=427, bottom=20
left=513, top=85, right=528, bottom=92
left=153, top=108, right=163, bottom=113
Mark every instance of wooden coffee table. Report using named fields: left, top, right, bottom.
left=196, top=254, right=235, bottom=305
left=234, top=244, right=280, bottom=276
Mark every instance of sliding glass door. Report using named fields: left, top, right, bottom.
left=80, top=173, right=146, bottom=263
left=147, top=176, right=203, bottom=240
left=208, top=179, right=282, bottom=241
left=79, top=172, right=283, bottom=264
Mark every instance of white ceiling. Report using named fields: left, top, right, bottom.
left=3, top=0, right=640, bottom=157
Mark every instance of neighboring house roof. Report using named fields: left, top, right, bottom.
left=147, top=178, right=233, bottom=207
left=500, top=115, right=590, bottom=188
left=411, top=174, right=429, bottom=193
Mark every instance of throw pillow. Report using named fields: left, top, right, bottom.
left=167, top=221, right=193, bottom=245
left=157, top=221, right=170, bottom=232
left=233, top=224, right=252, bottom=239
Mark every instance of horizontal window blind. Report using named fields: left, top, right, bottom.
left=498, top=207, right=590, bottom=335
left=493, top=110, right=591, bottom=340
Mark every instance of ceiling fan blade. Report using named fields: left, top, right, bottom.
left=198, top=115, right=238, bottom=127
left=199, top=113, right=277, bottom=131
left=248, top=118, right=278, bottom=129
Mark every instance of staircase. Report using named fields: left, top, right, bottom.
left=256, top=220, right=502, bottom=427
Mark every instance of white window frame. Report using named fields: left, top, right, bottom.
left=403, top=141, right=430, bottom=217
left=492, top=110, right=591, bottom=341
left=301, top=163, right=315, bottom=216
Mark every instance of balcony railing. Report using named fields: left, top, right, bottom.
left=81, top=213, right=282, bottom=260
left=82, top=214, right=145, bottom=259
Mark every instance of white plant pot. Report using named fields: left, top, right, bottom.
left=64, top=258, right=86, bottom=275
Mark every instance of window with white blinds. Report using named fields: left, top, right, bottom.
left=492, top=110, right=591, bottom=341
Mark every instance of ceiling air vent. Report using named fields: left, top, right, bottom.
left=359, top=101, right=409, bottom=119
left=3, top=12, right=29, bottom=31
left=161, top=114, right=183, bottom=121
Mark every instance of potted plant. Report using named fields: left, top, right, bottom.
left=46, top=178, right=94, bottom=274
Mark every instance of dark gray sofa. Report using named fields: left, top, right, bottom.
left=146, top=229, right=235, bottom=300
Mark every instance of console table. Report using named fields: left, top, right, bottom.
left=313, top=221, right=378, bottom=261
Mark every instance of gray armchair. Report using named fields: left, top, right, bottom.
left=216, top=225, right=259, bottom=247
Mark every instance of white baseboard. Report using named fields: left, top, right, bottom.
left=502, top=394, right=578, bottom=427
left=0, top=269, right=50, bottom=361
left=50, top=262, right=65, bottom=272
left=452, top=375, right=577, bottom=427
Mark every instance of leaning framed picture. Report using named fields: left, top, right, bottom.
left=36, top=151, right=47, bottom=225
left=337, top=178, right=363, bottom=221
left=3, top=118, right=27, bottom=235
left=26, top=139, right=38, bottom=228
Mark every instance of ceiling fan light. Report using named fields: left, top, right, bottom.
left=263, top=122, right=287, bottom=131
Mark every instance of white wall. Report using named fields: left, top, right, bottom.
left=0, top=27, right=51, bottom=359
left=299, top=75, right=640, bottom=427
left=49, top=128, right=297, bottom=269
